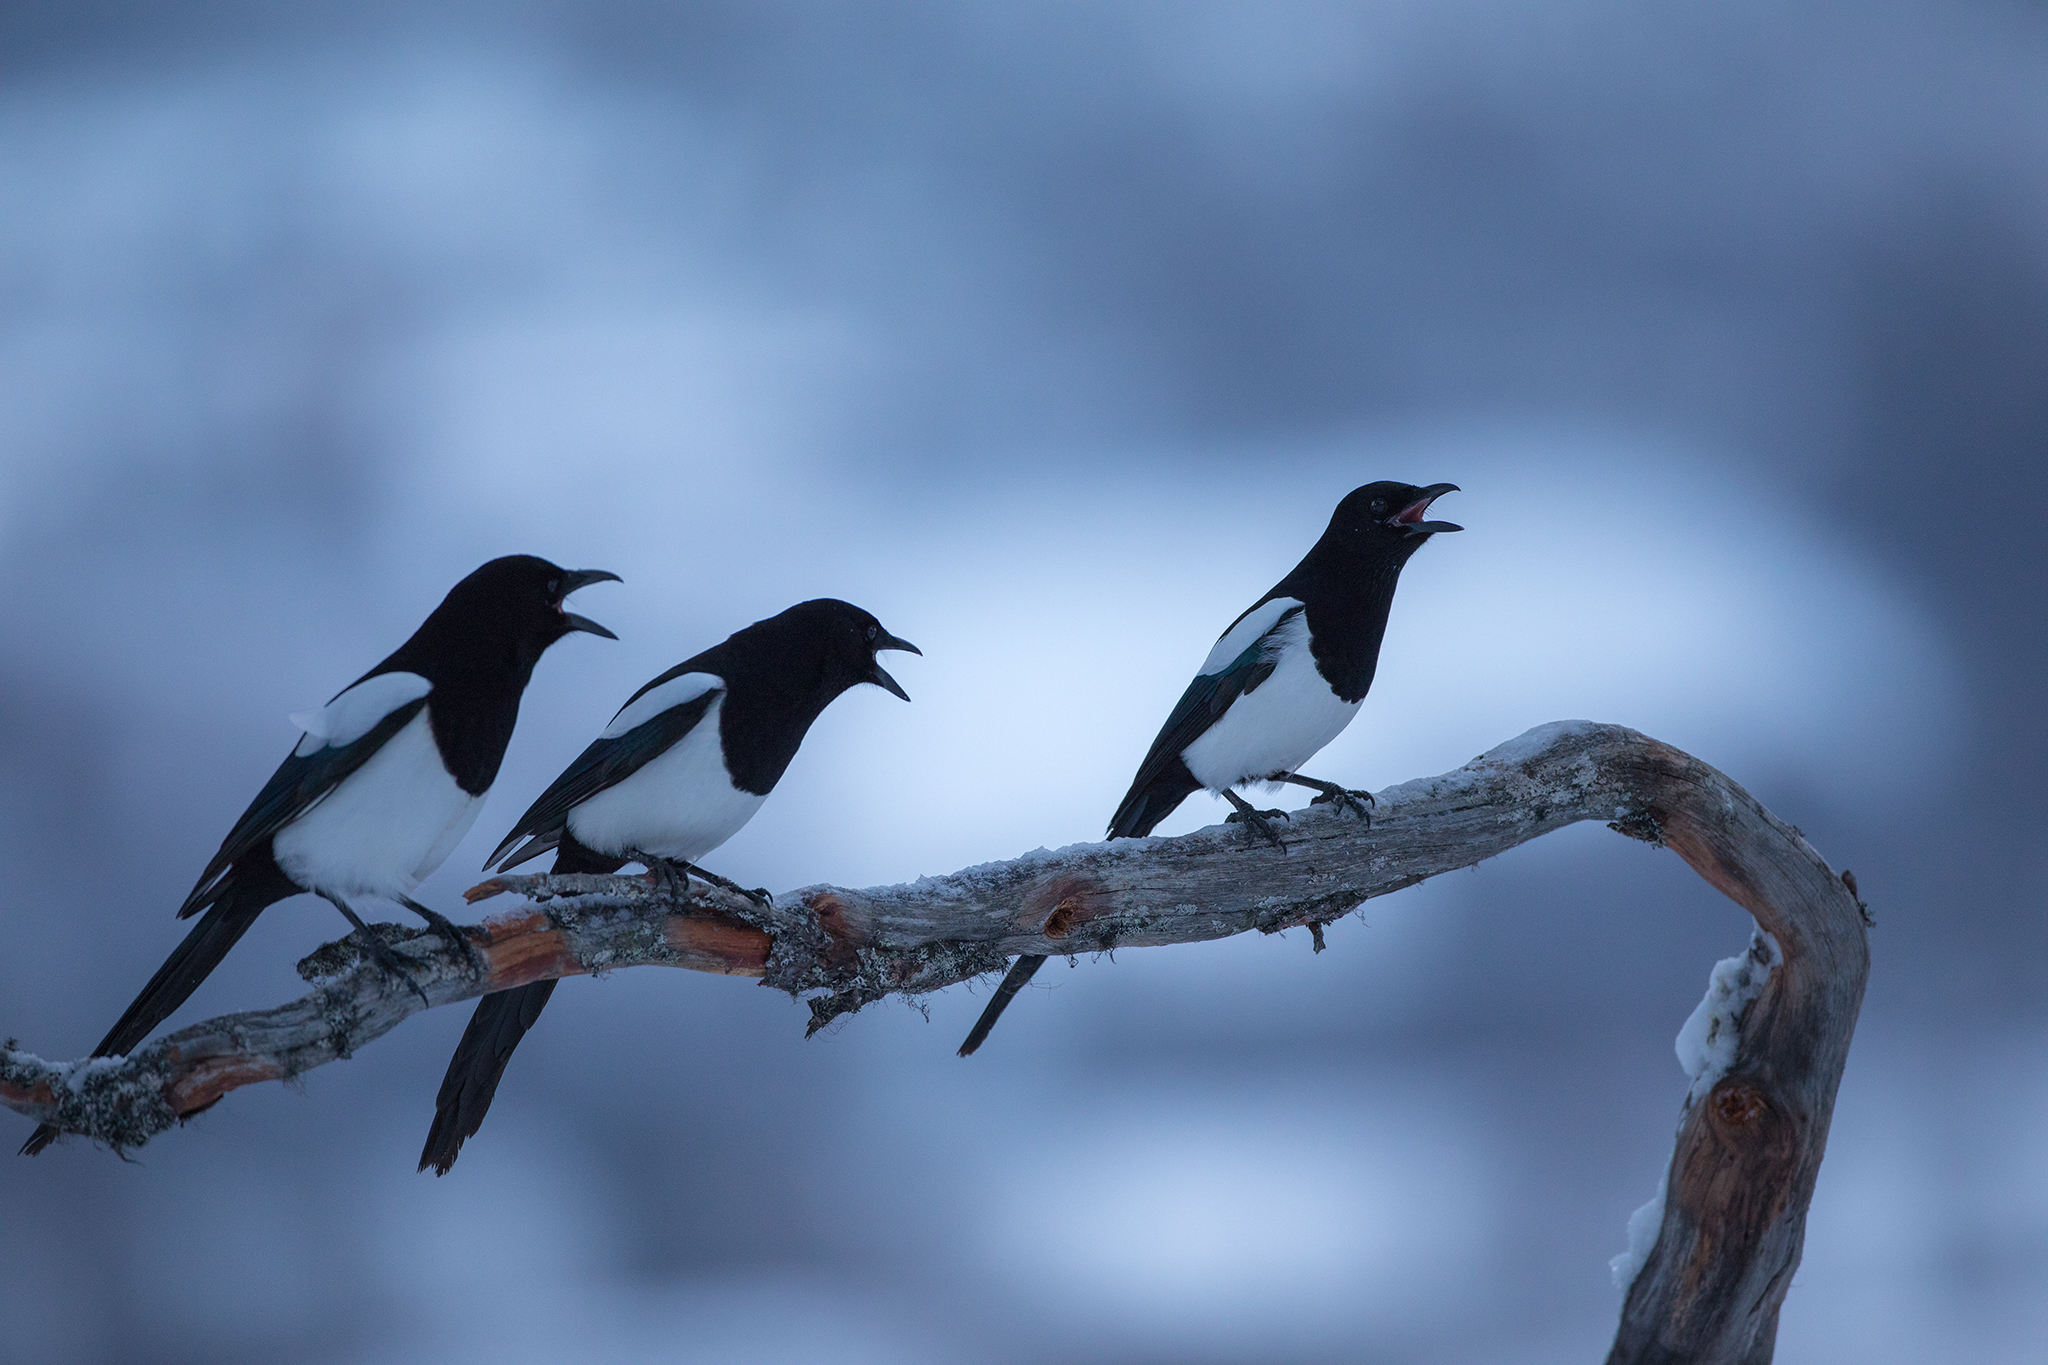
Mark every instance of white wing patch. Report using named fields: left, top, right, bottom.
left=601, top=672, right=724, bottom=740
left=1198, top=597, right=1305, bottom=676
left=290, top=671, right=433, bottom=757
left=568, top=694, right=767, bottom=863
left=1181, top=609, right=1360, bottom=789
left=273, top=708, right=483, bottom=897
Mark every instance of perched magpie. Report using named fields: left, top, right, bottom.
left=418, top=597, right=919, bottom=1175
left=20, top=556, right=619, bottom=1156
left=956, top=481, right=1461, bottom=1056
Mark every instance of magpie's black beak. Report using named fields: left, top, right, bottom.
left=867, top=631, right=920, bottom=702
left=1392, top=483, right=1463, bottom=535
left=559, top=568, right=623, bottom=639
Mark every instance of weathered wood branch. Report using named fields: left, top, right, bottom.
left=1, top=720, right=1867, bottom=1364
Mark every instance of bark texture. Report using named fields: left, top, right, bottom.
left=0, top=721, right=1868, bottom=1363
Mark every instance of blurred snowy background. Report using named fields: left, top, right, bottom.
left=1, top=2, right=2043, bottom=1361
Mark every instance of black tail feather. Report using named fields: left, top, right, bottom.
left=954, top=758, right=1204, bottom=1061
left=1105, top=757, right=1202, bottom=841
left=21, top=856, right=296, bottom=1156
left=956, top=954, right=1048, bottom=1057
left=420, top=832, right=622, bottom=1175
left=418, top=978, right=557, bottom=1175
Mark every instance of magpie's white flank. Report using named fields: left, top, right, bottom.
left=957, top=480, right=1462, bottom=1057
left=418, top=597, right=919, bottom=1176
left=20, top=556, right=619, bottom=1156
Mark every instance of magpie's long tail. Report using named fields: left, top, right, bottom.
left=20, top=856, right=298, bottom=1156
left=1105, top=758, right=1202, bottom=841
left=419, top=834, right=623, bottom=1175
left=957, top=954, right=1047, bottom=1056
left=417, top=977, right=557, bottom=1175
left=954, top=757, right=1196, bottom=1055
left=957, top=761, right=1204, bottom=1058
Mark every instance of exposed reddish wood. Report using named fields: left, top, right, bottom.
left=663, top=913, right=771, bottom=975
left=167, top=1054, right=287, bottom=1116
left=476, top=909, right=584, bottom=990
left=1023, top=874, right=1109, bottom=940
left=807, top=891, right=861, bottom=973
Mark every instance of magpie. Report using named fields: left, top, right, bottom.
left=956, top=481, right=1461, bottom=1056
left=20, top=556, right=619, bottom=1156
left=418, top=597, right=919, bottom=1175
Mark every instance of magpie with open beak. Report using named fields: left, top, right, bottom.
left=957, top=481, right=1460, bottom=1056
left=21, top=556, right=619, bottom=1155
left=419, top=597, right=919, bottom=1175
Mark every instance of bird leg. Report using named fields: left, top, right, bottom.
left=627, top=852, right=772, bottom=908
left=678, top=859, right=773, bottom=909
left=628, top=850, right=689, bottom=899
left=397, top=895, right=486, bottom=979
left=1273, top=771, right=1375, bottom=825
left=1222, top=788, right=1289, bottom=850
left=321, top=894, right=430, bottom=1005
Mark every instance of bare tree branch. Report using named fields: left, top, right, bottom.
left=1, top=720, right=1867, bottom=1362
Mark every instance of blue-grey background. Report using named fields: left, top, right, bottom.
left=1, top=3, right=2042, bottom=1361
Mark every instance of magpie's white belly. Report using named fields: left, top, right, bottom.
left=1180, top=630, right=1361, bottom=790
left=565, top=697, right=767, bottom=864
left=272, top=710, right=485, bottom=898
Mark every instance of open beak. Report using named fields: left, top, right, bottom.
left=559, top=568, right=623, bottom=639
left=866, top=631, right=920, bottom=701
left=1391, top=483, right=1462, bottom=535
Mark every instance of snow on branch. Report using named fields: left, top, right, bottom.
left=0, top=720, right=1869, bottom=1364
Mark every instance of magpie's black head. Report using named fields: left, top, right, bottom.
left=771, top=598, right=921, bottom=702
left=1322, top=482, right=1463, bottom=559
left=432, top=555, right=623, bottom=667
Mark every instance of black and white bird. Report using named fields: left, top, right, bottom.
left=20, top=555, right=619, bottom=1156
left=418, top=597, right=919, bottom=1175
left=956, top=481, right=1461, bottom=1056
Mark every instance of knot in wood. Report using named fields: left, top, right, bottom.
left=1044, top=896, right=1083, bottom=940
left=1022, top=875, right=1109, bottom=943
left=1712, top=1082, right=1769, bottom=1129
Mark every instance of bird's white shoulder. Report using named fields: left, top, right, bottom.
left=601, top=672, right=724, bottom=740
left=1198, top=596, right=1305, bottom=676
left=290, top=671, right=433, bottom=757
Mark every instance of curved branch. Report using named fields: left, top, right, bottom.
left=1, top=720, right=1867, bottom=1362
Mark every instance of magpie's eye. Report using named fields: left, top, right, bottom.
left=1369, top=498, right=1388, bottom=516
left=547, top=578, right=562, bottom=597
left=866, top=624, right=878, bottom=642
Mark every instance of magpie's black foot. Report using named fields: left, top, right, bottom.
left=629, top=851, right=688, bottom=899
left=1310, top=788, right=1374, bottom=823
left=1223, top=791, right=1290, bottom=850
left=400, top=897, right=486, bottom=979
left=359, top=926, right=431, bottom=1005
left=324, top=894, right=430, bottom=1004
left=1284, top=773, right=1376, bottom=827
left=680, top=860, right=774, bottom=909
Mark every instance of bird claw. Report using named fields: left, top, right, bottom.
left=631, top=852, right=689, bottom=899
left=1309, top=787, right=1375, bottom=824
left=325, top=894, right=431, bottom=1004
left=1282, top=773, right=1375, bottom=828
left=633, top=852, right=772, bottom=908
left=355, top=926, right=431, bottom=1006
left=1224, top=804, right=1290, bottom=850
left=683, top=860, right=773, bottom=908
left=401, top=898, right=486, bottom=979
